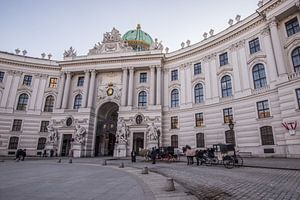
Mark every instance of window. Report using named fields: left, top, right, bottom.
left=223, top=108, right=233, bottom=123
left=171, top=135, right=178, bottom=148
left=23, top=75, right=32, bottom=86
left=252, top=64, right=267, bottom=89
left=285, top=17, right=300, bottom=37
left=44, top=95, right=54, bottom=112
left=219, top=52, right=228, bottom=66
left=16, top=93, right=29, bottom=111
left=292, top=47, right=300, bottom=72
left=225, top=130, right=235, bottom=146
left=171, top=69, right=178, bottom=81
left=40, top=121, right=49, bottom=132
left=12, top=119, right=22, bottom=131
left=249, top=38, right=261, bottom=54
left=8, top=137, right=19, bottom=149
left=171, top=89, right=179, bottom=108
left=49, top=78, right=58, bottom=88
left=138, top=91, right=147, bottom=107
left=194, top=83, right=204, bottom=103
left=221, top=75, right=232, bottom=97
left=37, top=137, right=47, bottom=150
left=171, top=116, right=179, bottom=129
left=260, top=126, right=274, bottom=145
left=77, top=76, right=84, bottom=87
left=257, top=100, right=270, bottom=118
left=140, top=73, right=147, bottom=83
left=0, top=71, right=4, bottom=82
left=194, top=63, right=202, bottom=75
left=296, top=89, right=300, bottom=109
left=73, top=94, right=82, bottom=109
left=195, top=113, right=204, bottom=127
left=196, top=133, right=205, bottom=148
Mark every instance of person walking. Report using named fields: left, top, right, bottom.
left=151, top=147, right=157, bottom=164
left=21, top=149, right=26, bottom=161
left=131, top=150, right=136, bottom=163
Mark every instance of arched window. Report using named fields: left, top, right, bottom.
left=44, top=95, right=54, bottom=112
left=196, top=133, right=205, bottom=148
left=171, top=135, right=178, bottom=148
left=73, top=94, right=82, bottom=109
left=16, top=93, right=29, bottom=110
left=171, top=89, right=179, bottom=108
left=8, top=136, right=19, bottom=149
left=260, top=126, right=274, bottom=145
left=292, top=47, right=300, bottom=72
left=221, top=75, right=232, bottom=97
left=252, top=64, right=267, bottom=89
left=37, top=137, right=47, bottom=150
left=194, top=83, right=204, bottom=103
left=138, top=91, right=147, bottom=107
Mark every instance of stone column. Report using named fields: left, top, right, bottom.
left=127, top=67, right=134, bottom=106
left=156, top=65, right=162, bottom=105
left=29, top=74, right=41, bottom=110
left=230, top=46, right=242, bottom=93
left=121, top=67, right=128, bottom=106
left=269, top=18, right=286, bottom=76
left=180, top=65, right=186, bottom=105
left=203, top=59, right=212, bottom=100
left=82, top=70, right=90, bottom=108
left=35, top=74, right=47, bottom=110
left=7, top=71, right=22, bottom=109
left=163, top=68, right=169, bottom=107
left=185, top=63, right=192, bottom=104
left=261, top=28, right=278, bottom=82
left=209, top=55, right=218, bottom=98
left=87, top=70, right=96, bottom=108
left=150, top=65, right=156, bottom=105
left=238, top=46, right=251, bottom=90
left=61, top=72, right=71, bottom=109
left=55, top=72, right=65, bottom=109
left=0, top=70, right=14, bottom=108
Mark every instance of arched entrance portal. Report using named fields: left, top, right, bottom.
left=94, top=102, right=119, bottom=156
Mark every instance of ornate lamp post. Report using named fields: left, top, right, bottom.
left=228, top=119, right=234, bottom=130
left=228, top=119, right=236, bottom=146
left=157, top=129, right=161, bottom=148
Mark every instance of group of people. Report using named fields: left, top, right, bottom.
left=131, top=147, right=159, bottom=164
left=15, top=149, right=26, bottom=161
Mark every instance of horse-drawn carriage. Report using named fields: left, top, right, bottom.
left=200, top=143, right=243, bottom=168
left=140, top=146, right=181, bottom=162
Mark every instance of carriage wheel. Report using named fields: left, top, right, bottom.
left=234, top=155, right=243, bottom=167
left=223, top=157, right=234, bottom=169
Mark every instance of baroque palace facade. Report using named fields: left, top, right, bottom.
left=0, top=0, right=300, bottom=158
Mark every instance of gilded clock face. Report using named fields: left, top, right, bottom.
left=107, top=88, right=114, bottom=96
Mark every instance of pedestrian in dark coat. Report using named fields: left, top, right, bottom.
left=151, top=147, right=157, bottom=164
left=15, top=149, right=22, bottom=161
left=21, top=149, right=26, bottom=161
left=131, top=150, right=136, bottom=163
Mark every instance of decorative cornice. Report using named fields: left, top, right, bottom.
left=0, top=58, right=60, bottom=71
left=260, top=27, right=271, bottom=37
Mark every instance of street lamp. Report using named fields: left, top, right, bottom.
left=228, top=119, right=234, bottom=130
left=157, top=130, right=161, bottom=148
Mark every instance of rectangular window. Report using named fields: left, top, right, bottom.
left=140, top=73, right=147, bottom=83
left=194, top=63, right=202, bottom=75
left=23, top=75, right=32, bottom=86
left=296, top=88, right=300, bottom=109
left=171, top=69, right=178, bottom=81
left=40, top=121, right=49, bottom=132
left=195, top=113, right=204, bottom=127
left=285, top=17, right=300, bottom=37
left=219, top=52, right=228, bottom=66
left=49, top=78, right=58, bottom=88
left=12, top=119, right=22, bottom=131
left=223, top=108, right=233, bottom=123
left=171, top=116, right=179, bottom=129
left=77, top=76, right=84, bottom=87
left=257, top=100, right=270, bottom=119
left=0, top=71, right=5, bottom=82
left=249, top=38, right=261, bottom=54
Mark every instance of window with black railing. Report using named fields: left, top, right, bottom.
left=260, top=126, right=274, bottom=145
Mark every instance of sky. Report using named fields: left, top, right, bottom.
left=0, top=0, right=259, bottom=60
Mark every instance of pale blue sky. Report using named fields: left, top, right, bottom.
left=0, top=0, right=259, bottom=60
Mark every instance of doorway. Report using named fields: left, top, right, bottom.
left=133, top=132, right=144, bottom=155
left=61, top=134, right=72, bottom=156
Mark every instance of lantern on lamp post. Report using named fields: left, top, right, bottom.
left=157, top=129, right=161, bottom=148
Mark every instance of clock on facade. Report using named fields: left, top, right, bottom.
left=107, top=88, right=114, bottom=96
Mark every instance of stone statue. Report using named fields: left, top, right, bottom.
left=47, top=121, right=59, bottom=144
left=116, top=119, right=129, bottom=144
left=73, top=124, right=86, bottom=144
left=146, top=122, right=158, bottom=141
left=150, top=38, right=163, bottom=50
left=63, top=46, right=77, bottom=58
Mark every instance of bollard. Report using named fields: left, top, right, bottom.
left=57, top=159, right=61, bottom=163
left=165, top=178, right=175, bottom=191
left=102, top=160, right=107, bottom=166
left=141, top=167, right=149, bottom=174
left=69, top=159, right=72, bottom=164
left=119, top=162, right=124, bottom=168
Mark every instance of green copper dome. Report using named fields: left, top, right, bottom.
left=122, top=24, right=154, bottom=51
